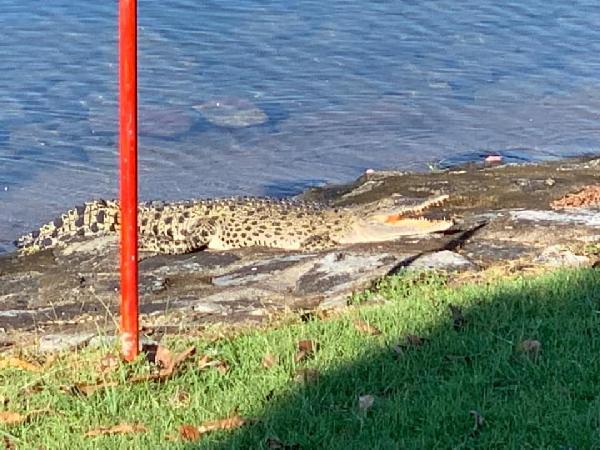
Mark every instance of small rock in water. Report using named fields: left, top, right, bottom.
left=139, top=106, right=194, bottom=138
left=193, top=98, right=268, bottom=128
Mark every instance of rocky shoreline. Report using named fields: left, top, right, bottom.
left=1, top=156, right=600, bottom=352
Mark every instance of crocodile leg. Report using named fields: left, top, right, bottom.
left=140, top=217, right=217, bottom=255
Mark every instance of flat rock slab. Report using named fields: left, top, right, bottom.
left=193, top=98, right=268, bottom=128
left=0, top=244, right=429, bottom=338
left=2, top=156, right=600, bottom=346
left=408, top=250, right=475, bottom=270
left=38, top=332, right=95, bottom=353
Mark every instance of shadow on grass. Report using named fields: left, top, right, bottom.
left=187, top=269, right=600, bottom=449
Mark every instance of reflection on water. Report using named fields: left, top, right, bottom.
left=1, top=0, right=600, bottom=251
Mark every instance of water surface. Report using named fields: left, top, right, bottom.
left=2, top=0, right=600, bottom=252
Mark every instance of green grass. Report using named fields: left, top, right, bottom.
left=2, top=268, right=600, bottom=449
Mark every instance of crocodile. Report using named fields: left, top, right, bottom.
left=15, top=195, right=453, bottom=255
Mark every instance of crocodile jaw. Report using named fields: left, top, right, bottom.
left=336, top=217, right=453, bottom=244
left=335, top=193, right=453, bottom=244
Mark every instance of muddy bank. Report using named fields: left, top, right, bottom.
left=1, top=156, right=600, bottom=351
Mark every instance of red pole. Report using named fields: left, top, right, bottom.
left=118, top=0, right=139, bottom=361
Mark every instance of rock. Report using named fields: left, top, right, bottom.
left=212, top=254, right=312, bottom=287
left=407, top=251, right=474, bottom=270
left=190, top=288, right=285, bottom=315
left=295, top=252, right=397, bottom=296
left=38, top=332, right=96, bottom=353
left=87, top=95, right=195, bottom=137
left=535, top=245, right=590, bottom=267
left=5, top=156, right=600, bottom=343
left=139, top=106, right=194, bottom=138
left=193, top=98, right=268, bottom=128
left=193, top=302, right=229, bottom=315
left=305, top=252, right=399, bottom=310
left=510, top=209, right=600, bottom=226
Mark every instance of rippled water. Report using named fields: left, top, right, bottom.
left=1, top=0, right=600, bottom=252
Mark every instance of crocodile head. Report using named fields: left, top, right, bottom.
left=335, top=194, right=453, bottom=244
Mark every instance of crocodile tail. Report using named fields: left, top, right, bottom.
left=15, top=199, right=120, bottom=254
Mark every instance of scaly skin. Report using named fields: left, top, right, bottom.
left=15, top=195, right=453, bottom=255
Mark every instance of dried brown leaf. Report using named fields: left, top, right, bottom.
left=358, top=394, right=375, bottom=413
left=294, top=340, right=318, bottom=363
left=262, top=353, right=278, bottom=369
left=197, top=354, right=213, bottom=370
left=353, top=319, right=382, bottom=336
left=177, top=416, right=246, bottom=442
left=179, top=424, right=201, bottom=441
left=197, top=415, right=246, bottom=434
left=0, top=409, right=50, bottom=425
left=197, top=354, right=229, bottom=374
left=297, top=340, right=317, bottom=353
left=85, top=423, right=147, bottom=437
left=215, top=360, right=230, bottom=375
left=0, top=356, right=42, bottom=373
left=160, top=346, right=196, bottom=376
left=0, top=412, right=26, bottom=425
left=294, top=350, right=308, bottom=363
left=155, top=345, right=174, bottom=371
left=158, top=345, right=196, bottom=377
left=68, top=346, right=196, bottom=396
left=3, top=435, right=15, bottom=450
